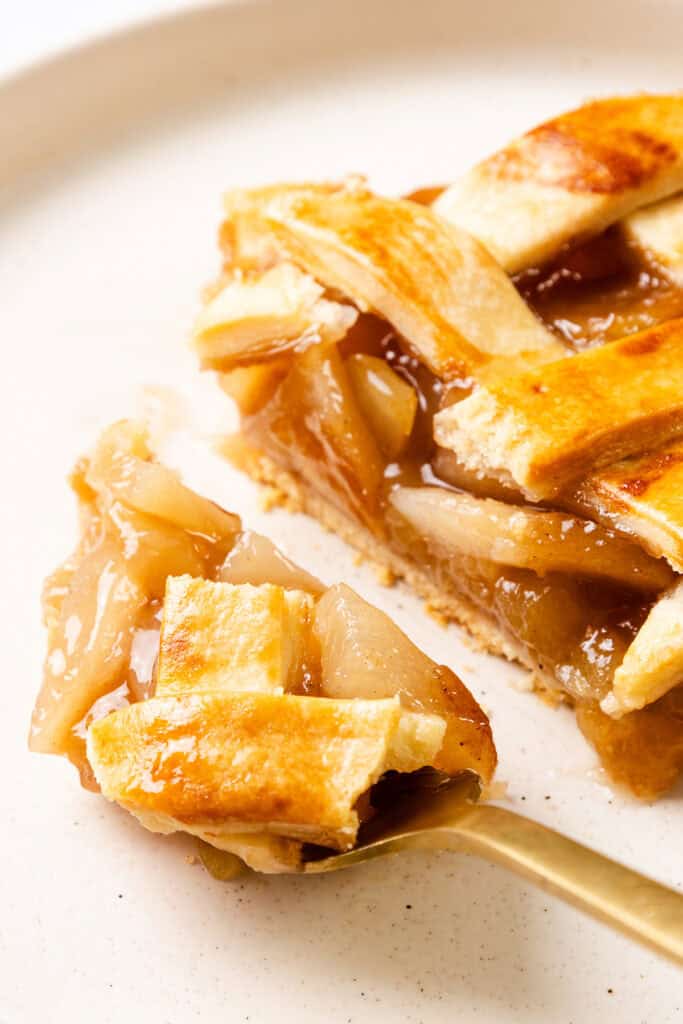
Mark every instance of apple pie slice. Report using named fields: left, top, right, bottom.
left=198, top=94, right=683, bottom=798
left=29, top=420, right=495, bottom=874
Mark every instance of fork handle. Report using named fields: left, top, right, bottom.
left=442, top=804, right=683, bottom=966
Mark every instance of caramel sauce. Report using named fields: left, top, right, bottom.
left=514, top=227, right=683, bottom=348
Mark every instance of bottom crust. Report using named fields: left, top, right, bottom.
left=226, top=439, right=546, bottom=686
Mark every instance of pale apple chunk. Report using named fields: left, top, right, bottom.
left=390, top=486, right=674, bottom=592
left=157, top=576, right=314, bottom=697
left=622, top=194, right=683, bottom=285
left=217, top=361, right=289, bottom=415
left=30, top=420, right=242, bottom=773
left=220, top=529, right=324, bottom=595
left=87, top=692, right=443, bottom=852
left=30, top=539, right=146, bottom=757
left=193, top=262, right=357, bottom=370
left=313, top=584, right=496, bottom=780
left=346, top=353, right=418, bottom=458
left=432, top=447, right=527, bottom=504
left=86, top=420, right=240, bottom=543
left=602, top=581, right=683, bottom=717
left=248, top=343, right=384, bottom=526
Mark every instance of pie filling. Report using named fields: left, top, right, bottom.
left=202, top=178, right=683, bottom=799
left=30, top=420, right=495, bottom=874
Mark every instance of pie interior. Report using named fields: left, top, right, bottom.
left=195, top=94, right=683, bottom=799
left=29, top=420, right=495, bottom=874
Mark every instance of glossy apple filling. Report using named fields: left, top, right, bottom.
left=31, top=421, right=496, bottom=799
left=229, top=231, right=683, bottom=797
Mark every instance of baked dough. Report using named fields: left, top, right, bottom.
left=434, top=319, right=683, bottom=500
left=157, top=576, right=314, bottom=697
left=87, top=691, right=444, bottom=852
left=603, top=581, right=683, bottom=717
left=572, top=439, right=683, bottom=572
left=435, top=94, right=683, bottom=273
left=222, top=180, right=561, bottom=377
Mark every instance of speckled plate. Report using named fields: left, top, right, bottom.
left=2, top=2, right=682, bottom=1021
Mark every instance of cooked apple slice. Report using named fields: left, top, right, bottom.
left=193, top=262, right=357, bottom=370
left=30, top=535, right=147, bottom=760
left=87, top=692, right=444, bottom=852
left=313, top=584, right=496, bottom=780
left=577, top=691, right=683, bottom=800
left=217, top=361, right=289, bottom=415
left=29, top=421, right=241, bottom=772
left=622, top=193, right=683, bottom=285
left=86, top=420, right=240, bottom=543
left=219, top=529, right=324, bottom=595
left=346, top=354, right=418, bottom=458
left=571, top=439, right=683, bottom=572
left=157, top=576, right=314, bottom=697
left=221, top=182, right=560, bottom=378
left=389, top=486, right=673, bottom=592
left=247, top=343, right=384, bottom=527
left=601, top=581, right=683, bottom=717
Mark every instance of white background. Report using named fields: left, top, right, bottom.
left=0, top=0, right=191, bottom=77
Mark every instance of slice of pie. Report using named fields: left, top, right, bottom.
left=29, top=420, right=495, bottom=874
left=196, top=93, right=683, bottom=799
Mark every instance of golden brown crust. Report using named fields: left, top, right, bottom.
left=222, top=182, right=560, bottom=378
left=435, top=94, right=683, bottom=273
left=157, top=576, right=313, bottom=697
left=572, top=440, right=683, bottom=571
left=489, top=96, right=681, bottom=195
left=88, top=692, right=405, bottom=850
left=435, top=319, right=683, bottom=500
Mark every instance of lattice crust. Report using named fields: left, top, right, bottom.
left=434, top=319, right=683, bottom=501
left=602, top=581, right=683, bottom=718
left=572, top=439, right=683, bottom=572
left=220, top=180, right=561, bottom=378
left=156, top=576, right=314, bottom=697
left=87, top=691, right=443, bottom=853
left=434, top=94, right=683, bottom=274
left=207, top=106, right=683, bottom=763
left=85, top=573, right=453, bottom=867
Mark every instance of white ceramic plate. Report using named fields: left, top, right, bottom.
left=2, top=3, right=682, bottom=1021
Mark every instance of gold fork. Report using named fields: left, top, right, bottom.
left=305, top=772, right=683, bottom=966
